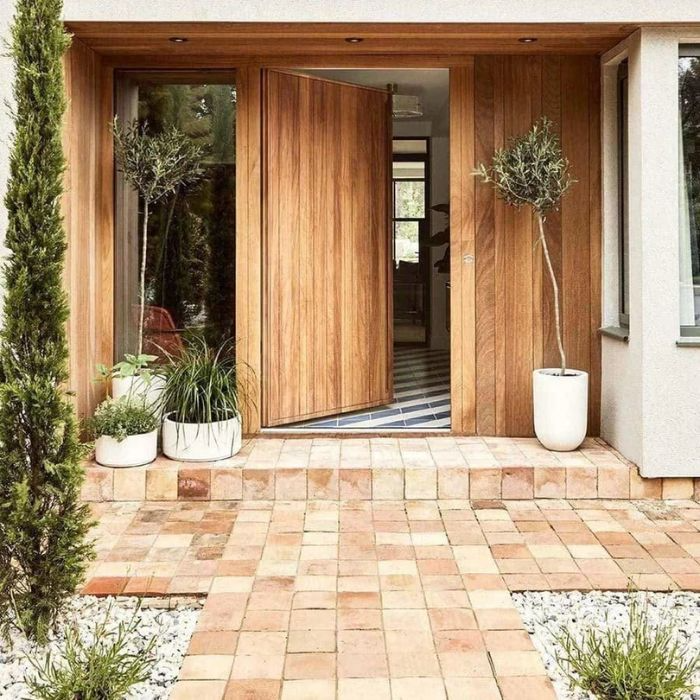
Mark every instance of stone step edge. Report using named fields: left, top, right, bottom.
left=81, top=462, right=699, bottom=502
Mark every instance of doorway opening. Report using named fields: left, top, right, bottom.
left=266, top=68, right=450, bottom=431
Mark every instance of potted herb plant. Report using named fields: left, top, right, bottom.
left=89, top=397, right=159, bottom=468
left=160, top=338, right=244, bottom=461
left=96, top=353, right=164, bottom=409
left=476, top=117, right=587, bottom=451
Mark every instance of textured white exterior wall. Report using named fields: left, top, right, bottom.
left=600, top=34, right=643, bottom=467
left=637, top=28, right=700, bottom=476
left=601, top=28, right=700, bottom=476
left=60, top=0, right=700, bottom=23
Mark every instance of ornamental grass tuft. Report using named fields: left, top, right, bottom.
left=555, top=598, right=699, bottom=700
left=25, top=603, right=155, bottom=700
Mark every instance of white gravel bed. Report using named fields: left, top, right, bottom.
left=513, top=591, right=700, bottom=700
left=0, top=596, right=201, bottom=700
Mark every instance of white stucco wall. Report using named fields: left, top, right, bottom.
left=59, top=1, right=700, bottom=23
left=601, top=28, right=700, bottom=477
left=600, top=36, right=643, bottom=467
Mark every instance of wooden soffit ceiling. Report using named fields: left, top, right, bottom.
left=66, top=21, right=640, bottom=59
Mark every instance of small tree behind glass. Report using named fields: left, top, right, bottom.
left=112, top=118, right=204, bottom=357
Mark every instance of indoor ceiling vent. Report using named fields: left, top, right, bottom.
left=389, top=83, right=423, bottom=119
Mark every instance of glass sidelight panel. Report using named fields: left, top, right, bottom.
left=114, top=74, right=236, bottom=359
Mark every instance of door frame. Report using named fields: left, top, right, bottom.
left=248, top=60, right=475, bottom=434
left=83, top=54, right=476, bottom=436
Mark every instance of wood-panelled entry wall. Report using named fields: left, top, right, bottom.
left=452, top=55, right=601, bottom=436
left=61, top=49, right=601, bottom=437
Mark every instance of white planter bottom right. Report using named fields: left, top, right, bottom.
left=533, top=368, right=588, bottom=452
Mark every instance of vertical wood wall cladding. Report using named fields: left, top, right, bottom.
left=63, top=39, right=113, bottom=420
left=468, top=55, right=601, bottom=436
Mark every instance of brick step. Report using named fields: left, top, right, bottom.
left=82, top=457, right=697, bottom=502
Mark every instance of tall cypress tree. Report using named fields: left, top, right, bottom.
left=0, top=0, right=93, bottom=642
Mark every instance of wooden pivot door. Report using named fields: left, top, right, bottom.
left=263, top=69, right=393, bottom=427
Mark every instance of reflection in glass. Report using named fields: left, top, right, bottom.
left=115, top=79, right=236, bottom=359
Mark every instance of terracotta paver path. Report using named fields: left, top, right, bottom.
left=85, top=497, right=700, bottom=699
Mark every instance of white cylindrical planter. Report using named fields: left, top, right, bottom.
left=95, top=430, right=158, bottom=468
left=162, top=413, right=242, bottom=462
left=112, top=374, right=164, bottom=412
left=533, top=369, right=588, bottom=451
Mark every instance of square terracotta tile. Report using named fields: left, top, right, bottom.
left=284, top=652, right=336, bottom=680
left=211, top=469, right=243, bottom=500
left=438, top=468, right=470, bottom=500
left=188, top=631, right=239, bottom=655
left=113, top=467, right=146, bottom=501
left=170, top=680, right=227, bottom=700
left=224, top=679, right=281, bottom=700
left=180, top=654, right=234, bottom=680
left=307, top=469, right=339, bottom=499
left=389, top=651, right=441, bottom=677
left=338, top=679, right=391, bottom=700
left=146, top=469, right=178, bottom=501
left=288, top=630, right=336, bottom=653
left=444, top=678, right=501, bottom=700
left=405, top=469, right=437, bottom=499
left=566, top=466, right=597, bottom=499
left=339, top=469, right=372, bottom=499
left=275, top=469, right=307, bottom=500
left=534, top=467, right=566, bottom=499
left=373, top=468, right=404, bottom=499
left=391, top=678, right=447, bottom=700
left=501, top=468, right=534, bottom=500
left=231, top=654, right=285, bottom=680
left=469, top=469, right=501, bottom=500
left=243, top=469, right=275, bottom=499
left=280, top=679, right=335, bottom=700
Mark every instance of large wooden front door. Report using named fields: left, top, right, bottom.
left=263, top=69, right=393, bottom=426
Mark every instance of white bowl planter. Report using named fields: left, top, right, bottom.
left=533, top=368, right=588, bottom=451
left=112, top=374, right=164, bottom=411
left=162, top=412, right=242, bottom=462
left=95, top=429, right=158, bottom=468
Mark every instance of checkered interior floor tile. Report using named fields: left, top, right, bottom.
left=287, top=347, right=450, bottom=430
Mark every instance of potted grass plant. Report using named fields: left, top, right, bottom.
left=89, top=397, right=159, bottom=468
left=160, top=338, right=244, bottom=461
left=476, top=117, right=587, bottom=451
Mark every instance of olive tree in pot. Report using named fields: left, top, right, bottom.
left=88, top=398, right=159, bottom=468
left=160, top=338, right=246, bottom=461
left=111, top=119, right=203, bottom=402
left=476, top=117, right=586, bottom=451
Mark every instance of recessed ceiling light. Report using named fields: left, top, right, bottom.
left=169, top=37, right=189, bottom=44
left=518, top=37, right=538, bottom=44
left=345, top=37, right=364, bottom=44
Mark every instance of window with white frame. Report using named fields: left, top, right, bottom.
left=618, top=60, right=630, bottom=328
left=679, top=46, right=700, bottom=335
